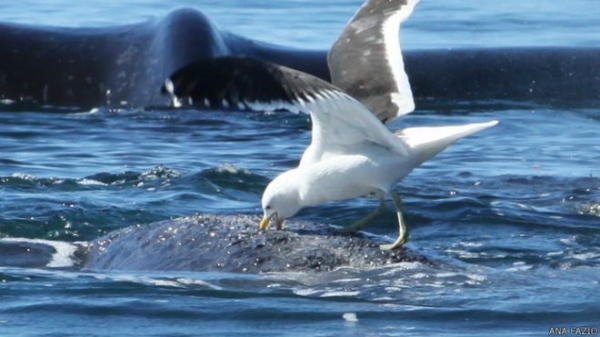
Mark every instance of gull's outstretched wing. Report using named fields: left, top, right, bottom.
left=162, top=56, right=409, bottom=162
left=328, top=0, right=419, bottom=123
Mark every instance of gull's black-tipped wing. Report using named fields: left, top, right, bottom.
left=162, top=56, right=339, bottom=111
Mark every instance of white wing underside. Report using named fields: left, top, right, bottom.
left=240, top=91, right=409, bottom=170
left=382, top=3, right=416, bottom=119
left=294, top=91, right=408, bottom=167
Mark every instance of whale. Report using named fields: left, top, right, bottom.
left=0, top=215, right=429, bottom=273
left=0, top=7, right=598, bottom=110
left=82, top=214, right=431, bottom=273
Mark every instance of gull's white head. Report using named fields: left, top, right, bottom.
left=259, top=169, right=303, bottom=230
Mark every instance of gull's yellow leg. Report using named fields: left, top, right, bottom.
left=336, top=197, right=386, bottom=233
left=275, top=218, right=284, bottom=230
left=380, top=191, right=408, bottom=250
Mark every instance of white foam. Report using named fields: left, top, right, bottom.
left=332, top=277, right=362, bottom=283
left=320, top=290, right=360, bottom=297
left=293, top=288, right=320, bottom=297
left=175, top=277, right=223, bottom=291
left=464, top=273, right=487, bottom=285
left=78, top=178, right=107, bottom=186
left=410, top=272, right=429, bottom=279
left=570, top=252, right=599, bottom=261
left=140, top=277, right=182, bottom=288
left=11, top=172, right=37, bottom=180
left=342, top=313, right=358, bottom=322
left=459, top=241, right=484, bottom=248
left=506, top=261, right=533, bottom=272
left=435, top=272, right=459, bottom=278
left=215, top=163, right=250, bottom=175
left=0, top=237, right=81, bottom=268
left=382, top=261, right=424, bottom=274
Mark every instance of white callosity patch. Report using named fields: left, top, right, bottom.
left=163, top=78, right=175, bottom=95
left=163, top=78, right=182, bottom=108
left=0, top=237, right=82, bottom=268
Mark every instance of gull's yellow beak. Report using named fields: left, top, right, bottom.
left=259, top=214, right=284, bottom=230
left=259, top=216, right=270, bottom=230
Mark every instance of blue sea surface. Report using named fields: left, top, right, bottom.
left=1, top=1, right=599, bottom=336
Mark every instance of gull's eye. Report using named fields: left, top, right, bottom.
left=265, top=205, right=271, bottom=210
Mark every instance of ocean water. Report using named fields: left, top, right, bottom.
left=1, top=1, right=599, bottom=336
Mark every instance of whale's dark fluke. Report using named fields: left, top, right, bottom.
left=0, top=7, right=598, bottom=110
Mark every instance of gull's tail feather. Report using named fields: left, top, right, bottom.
left=396, top=120, right=498, bottom=165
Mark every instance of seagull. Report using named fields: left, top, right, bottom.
left=162, top=0, right=498, bottom=250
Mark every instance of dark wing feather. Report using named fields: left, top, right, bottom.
left=162, top=56, right=339, bottom=111
left=328, top=0, right=418, bottom=123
